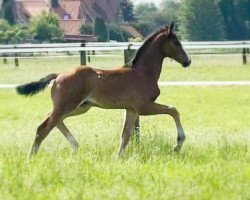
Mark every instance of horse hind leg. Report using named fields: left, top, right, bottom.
left=28, top=110, right=62, bottom=157
left=56, top=103, right=92, bottom=151
left=57, top=121, right=79, bottom=150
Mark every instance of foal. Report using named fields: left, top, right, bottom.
left=16, top=22, right=191, bottom=157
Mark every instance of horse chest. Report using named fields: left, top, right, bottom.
left=148, top=84, right=160, bottom=102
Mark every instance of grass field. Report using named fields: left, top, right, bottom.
left=1, top=53, right=250, bottom=83
left=0, top=54, right=250, bottom=199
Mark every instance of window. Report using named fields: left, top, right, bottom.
left=63, top=14, right=71, bottom=20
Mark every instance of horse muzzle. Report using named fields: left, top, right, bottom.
left=182, top=60, right=191, bottom=68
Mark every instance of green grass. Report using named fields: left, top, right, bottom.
left=0, top=54, right=250, bottom=199
left=0, top=53, right=250, bottom=84
left=0, top=86, right=249, bottom=199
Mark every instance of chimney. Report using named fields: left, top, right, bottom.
left=51, top=0, right=59, bottom=8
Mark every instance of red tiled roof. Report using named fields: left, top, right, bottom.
left=16, top=0, right=50, bottom=18
left=60, top=19, right=83, bottom=36
left=52, top=0, right=81, bottom=20
left=82, top=0, right=120, bottom=22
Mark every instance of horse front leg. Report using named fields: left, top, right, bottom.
left=139, top=102, right=186, bottom=151
left=118, top=109, right=138, bottom=157
left=132, top=116, right=140, bottom=143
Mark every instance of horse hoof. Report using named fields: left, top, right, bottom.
left=174, top=146, right=181, bottom=152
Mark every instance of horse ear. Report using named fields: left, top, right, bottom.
left=170, top=21, right=175, bottom=32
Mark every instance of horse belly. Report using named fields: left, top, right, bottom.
left=85, top=88, right=138, bottom=109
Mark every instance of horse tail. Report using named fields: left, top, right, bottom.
left=16, top=73, right=58, bottom=96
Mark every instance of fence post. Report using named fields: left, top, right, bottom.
left=243, top=48, right=247, bottom=65
left=247, top=48, right=250, bottom=64
left=124, top=44, right=140, bottom=141
left=80, top=42, right=86, bottom=65
left=124, top=44, right=136, bottom=65
left=3, top=53, right=7, bottom=64
left=87, top=51, right=91, bottom=63
left=14, top=46, right=19, bottom=67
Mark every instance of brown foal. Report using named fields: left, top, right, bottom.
left=16, top=22, right=191, bottom=157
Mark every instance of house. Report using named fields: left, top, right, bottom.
left=14, top=0, right=121, bottom=41
left=81, top=0, right=120, bottom=23
left=15, top=0, right=50, bottom=23
left=0, top=0, right=3, bottom=16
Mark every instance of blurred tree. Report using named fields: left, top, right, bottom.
left=94, top=17, right=108, bottom=41
left=2, top=0, right=15, bottom=24
left=121, top=0, right=135, bottom=22
left=133, top=2, right=177, bottom=37
left=108, top=24, right=130, bottom=42
left=219, top=0, right=249, bottom=40
left=0, top=19, right=11, bottom=31
left=179, top=0, right=225, bottom=40
left=134, top=2, right=157, bottom=18
left=51, top=0, right=59, bottom=8
left=81, top=23, right=94, bottom=35
left=160, top=0, right=180, bottom=23
left=30, top=11, right=63, bottom=42
left=0, top=19, right=31, bottom=44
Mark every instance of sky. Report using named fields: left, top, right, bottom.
left=133, top=0, right=161, bottom=6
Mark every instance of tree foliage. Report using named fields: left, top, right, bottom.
left=219, top=0, right=249, bottom=40
left=2, top=0, right=15, bottom=24
left=81, top=23, right=94, bottom=35
left=121, top=0, right=135, bottom=22
left=108, top=24, right=130, bottom=42
left=178, top=0, right=225, bottom=40
left=133, top=1, right=180, bottom=37
left=133, top=0, right=249, bottom=40
left=0, top=19, right=31, bottom=44
left=30, top=11, right=63, bottom=42
left=51, top=0, right=59, bottom=8
left=134, top=2, right=157, bottom=18
left=94, top=17, right=108, bottom=41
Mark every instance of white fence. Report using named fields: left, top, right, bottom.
left=0, top=41, right=250, bottom=65
left=0, top=41, right=250, bottom=53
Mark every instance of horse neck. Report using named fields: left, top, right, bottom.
left=134, top=36, right=165, bottom=80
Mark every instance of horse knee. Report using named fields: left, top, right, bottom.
left=169, top=106, right=180, bottom=118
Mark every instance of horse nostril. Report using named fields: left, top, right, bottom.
left=183, top=60, right=191, bottom=67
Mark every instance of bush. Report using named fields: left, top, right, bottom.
left=108, top=24, right=130, bottom=42
left=80, top=23, right=94, bottom=35
left=131, top=21, right=153, bottom=37
left=0, top=19, right=31, bottom=44
left=30, top=11, right=63, bottom=42
left=0, top=19, right=11, bottom=32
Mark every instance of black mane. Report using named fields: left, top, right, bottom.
left=126, top=26, right=169, bottom=68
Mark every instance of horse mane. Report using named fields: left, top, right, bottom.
left=125, top=26, right=169, bottom=68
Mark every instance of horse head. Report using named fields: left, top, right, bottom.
left=162, top=22, right=191, bottom=68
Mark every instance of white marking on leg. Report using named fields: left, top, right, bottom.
left=67, top=134, right=79, bottom=149
left=57, top=122, right=79, bottom=150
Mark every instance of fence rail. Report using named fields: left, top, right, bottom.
left=1, top=41, right=250, bottom=51
left=0, top=41, right=249, bottom=66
